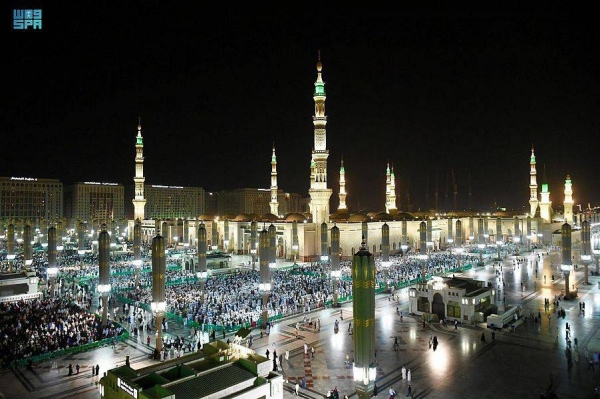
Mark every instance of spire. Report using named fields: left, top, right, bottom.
left=539, top=163, right=552, bottom=223
left=132, top=118, right=146, bottom=221
left=338, top=156, right=347, bottom=211
left=387, top=163, right=397, bottom=214
left=564, top=174, right=574, bottom=225
left=270, top=142, right=279, bottom=215
left=529, top=144, right=539, bottom=216
left=309, top=51, right=332, bottom=226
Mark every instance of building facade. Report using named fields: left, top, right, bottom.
left=64, top=182, right=124, bottom=222
left=0, top=176, right=63, bottom=221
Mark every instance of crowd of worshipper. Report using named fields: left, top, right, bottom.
left=0, top=239, right=480, bottom=362
left=0, top=297, right=124, bottom=368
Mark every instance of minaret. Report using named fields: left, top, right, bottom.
left=564, top=174, right=574, bottom=224
left=387, top=164, right=397, bottom=214
left=385, top=162, right=391, bottom=212
left=269, top=143, right=279, bottom=215
left=338, top=157, right=347, bottom=211
left=308, top=51, right=332, bottom=225
left=529, top=144, right=539, bottom=217
left=390, top=164, right=398, bottom=212
left=539, top=164, right=552, bottom=223
left=132, top=118, right=146, bottom=221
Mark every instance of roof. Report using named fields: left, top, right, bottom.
left=285, top=213, right=307, bottom=222
left=347, top=213, right=369, bottom=222
left=167, top=363, right=256, bottom=398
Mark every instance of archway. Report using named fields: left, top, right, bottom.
left=417, top=297, right=430, bottom=313
left=432, top=293, right=445, bottom=320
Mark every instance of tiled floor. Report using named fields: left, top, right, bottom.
left=1, top=249, right=599, bottom=398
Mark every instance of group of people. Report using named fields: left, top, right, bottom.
left=0, top=297, right=124, bottom=368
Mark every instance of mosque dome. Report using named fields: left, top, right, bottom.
left=347, top=213, right=370, bottom=222
left=234, top=213, right=251, bottom=222
left=246, top=213, right=260, bottom=221
left=285, top=213, right=307, bottom=222
left=372, top=212, right=393, bottom=221
left=224, top=214, right=237, bottom=221
left=197, top=214, right=215, bottom=221
left=329, top=210, right=351, bottom=222
left=260, top=213, right=278, bottom=222
left=393, top=212, right=417, bottom=221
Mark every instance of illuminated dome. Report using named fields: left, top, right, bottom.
left=393, top=212, right=417, bottom=221
left=330, top=210, right=350, bottom=222
left=234, top=213, right=251, bottom=222
left=197, top=214, right=214, bottom=221
left=372, top=212, right=393, bottom=221
left=260, top=213, right=278, bottom=222
left=347, top=213, right=370, bottom=222
left=246, top=213, right=260, bottom=221
left=285, top=213, right=307, bottom=222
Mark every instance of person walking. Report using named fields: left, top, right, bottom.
left=95, top=364, right=99, bottom=376
left=68, top=364, right=73, bottom=376
left=589, top=358, right=595, bottom=371
left=295, top=382, right=299, bottom=395
left=407, top=369, right=411, bottom=382
left=76, top=364, right=80, bottom=374
left=406, top=384, right=412, bottom=397
left=401, top=366, right=406, bottom=380
left=304, top=342, right=308, bottom=355
left=311, top=346, right=315, bottom=358
left=388, top=387, right=397, bottom=398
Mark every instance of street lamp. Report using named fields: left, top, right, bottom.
left=581, top=253, right=591, bottom=285
left=416, top=254, right=428, bottom=283
left=477, top=243, right=485, bottom=266
left=250, top=248, right=257, bottom=270
left=455, top=247, right=464, bottom=272
left=496, top=240, right=503, bottom=261
left=381, top=260, right=392, bottom=293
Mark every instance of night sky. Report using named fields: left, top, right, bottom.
left=5, top=4, right=599, bottom=214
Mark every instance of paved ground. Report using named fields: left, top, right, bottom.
left=1, top=248, right=599, bottom=398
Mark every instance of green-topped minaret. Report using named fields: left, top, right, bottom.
left=309, top=51, right=332, bottom=226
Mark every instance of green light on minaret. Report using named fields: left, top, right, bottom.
left=137, top=136, right=143, bottom=145
left=542, top=183, right=549, bottom=193
left=314, top=81, right=325, bottom=95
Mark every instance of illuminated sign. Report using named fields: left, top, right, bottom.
left=13, top=9, right=42, bottom=30
left=151, top=185, right=184, bottom=189
left=11, top=177, right=37, bottom=181
left=84, top=182, right=119, bottom=186
left=117, top=378, right=138, bottom=398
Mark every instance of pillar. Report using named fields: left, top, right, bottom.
left=98, top=225, right=111, bottom=327
left=331, top=224, right=340, bottom=306
left=152, top=235, right=166, bottom=353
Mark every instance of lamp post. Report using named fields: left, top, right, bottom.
left=97, top=225, right=111, bottom=327
left=496, top=240, right=503, bottom=261
left=417, top=254, right=428, bottom=283
left=258, top=229, right=271, bottom=328
left=455, top=247, right=464, bottom=272
left=250, top=248, right=257, bottom=270
left=151, top=234, right=167, bottom=356
left=593, top=247, right=600, bottom=276
left=381, top=261, right=392, bottom=293
left=477, top=243, right=485, bottom=266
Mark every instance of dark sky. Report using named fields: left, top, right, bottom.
left=4, top=4, right=599, bottom=214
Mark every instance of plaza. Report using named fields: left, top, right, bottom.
left=1, top=246, right=599, bottom=399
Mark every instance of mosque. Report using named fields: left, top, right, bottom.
left=128, top=54, right=591, bottom=264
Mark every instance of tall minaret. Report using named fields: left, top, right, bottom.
left=269, top=143, right=279, bottom=215
left=308, top=51, right=332, bottom=225
left=385, top=162, right=391, bottom=211
left=338, top=157, right=347, bottom=211
left=539, top=164, right=552, bottom=223
left=132, top=118, right=146, bottom=221
left=387, top=164, right=397, bottom=214
left=529, top=144, right=539, bottom=217
left=564, top=174, right=574, bottom=224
